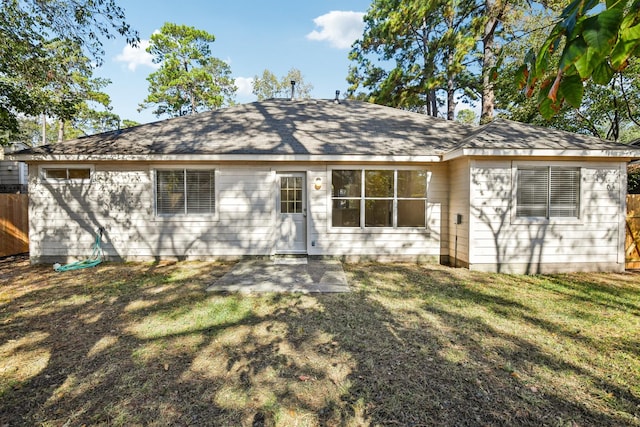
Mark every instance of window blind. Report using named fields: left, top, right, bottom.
left=550, top=168, right=580, bottom=217
left=156, top=169, right=215, bottom=215
left=186, top=170, right=215, bottom=214
left=516, top=168, right=548, bottom=217
left=516, top=167, right=579, bottom=218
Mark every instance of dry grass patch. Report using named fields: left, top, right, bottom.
left=0, top=255, right=639, bottom=426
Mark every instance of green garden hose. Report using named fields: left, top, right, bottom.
left=53, top=227, right=105, bottom=272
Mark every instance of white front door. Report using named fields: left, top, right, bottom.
left=276, top=173, right=307, bottom=254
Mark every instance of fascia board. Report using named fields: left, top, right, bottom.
left=6, top=153, right=444, bottom=163
left=443, top=148, right=640, bottom=161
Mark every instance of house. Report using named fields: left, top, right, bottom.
left=1, top=143, right=29, bottom=194
left=9, top=99, right=640, bottom=274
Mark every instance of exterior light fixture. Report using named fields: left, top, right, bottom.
left=314, top=177, right=322, bottom=190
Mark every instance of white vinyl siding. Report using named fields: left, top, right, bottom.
left=447, top=158, right=470, bottom=266
left=469, top=160, right=624, bottom=273
left=516, top=166, right=580, bottom=218
left=28, top=165, right=277, bottom=261
left=156, top=169, right=215, bottom=216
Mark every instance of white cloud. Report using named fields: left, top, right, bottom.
left=115, top=39, right=158, bottom=72
left=235, top=77, right=254, bottom=97
left=306, top=10, right=365, bottom=49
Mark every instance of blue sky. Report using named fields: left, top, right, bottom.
left=95, top=1, right=371, bottom=125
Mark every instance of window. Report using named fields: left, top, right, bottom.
left=332, top=169, right=427, bottom=228
left=280, top=176, right=303, bottom=214
left=516, top=166, right=580, bottom=218
left=44, top=168, right=91, bottom=180
left=156, top=169, right=215, bottom=216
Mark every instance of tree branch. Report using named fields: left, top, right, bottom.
left=574, top=109, right=602, bottom=138
left=619, top=72, right=640, bottom=128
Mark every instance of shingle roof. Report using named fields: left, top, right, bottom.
left=18, top=99, right=471, bottom=157
left=12, top=99, right=640, bottom=160
left=457, top=118, right=631, bottom=151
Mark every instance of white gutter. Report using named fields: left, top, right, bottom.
left=443, top=147, right=640, bottom=161
left=6, top=153, right=444, bottom=163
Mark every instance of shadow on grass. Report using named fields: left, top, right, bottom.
left=0, top=257, right=638, bottom=426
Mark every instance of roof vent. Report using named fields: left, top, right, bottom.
left=334, top=90, right=340, bottom=104
left=290, top=80, right=296, bottom=100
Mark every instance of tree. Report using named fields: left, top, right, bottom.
left=252, top=68, right=313, bottom=100
left=480, top=0, right=509, bottom=123
left=347, top=0, right=524, bottom=122
left=456, top=108, right=478, bottom=125
left=139, top=23, right=237, bottom=117
left=496, top=5, right=640, bottom=141
left=520, top=0, right=640, bottom=119
left=347, top=0, right=461, bottom=116
left=0, top=0, right=139, bottom=143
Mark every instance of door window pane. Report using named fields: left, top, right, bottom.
left=280, top=176, right=303, bottom=213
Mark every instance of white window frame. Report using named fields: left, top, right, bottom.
left=40, top=165, right=94, bottom=183
left=153, top=166, right=219, bottom=220
left=511, top=162, right=583, bottom=225
left=328, top=166, right=430, bottom=232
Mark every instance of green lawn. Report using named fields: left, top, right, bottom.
left=0, top=257, right=638, bottom=426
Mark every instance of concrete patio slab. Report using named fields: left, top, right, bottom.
left=206, top=258, right=349, bottom=293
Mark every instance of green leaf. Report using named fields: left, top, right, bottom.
left=558, top=74, right=584, bottom=108
left=606, top=0, right=628, bottom=9
left=582, top=8, right=624, bottom=53
left=515, top=64, right=529, bottom=89
left=579, top=0, right=601, bottom=14
left=538, top=97, right=558, bottom=120
left=537, top=79, right=552, bottom=104
left=592, top=61, right=615, bottom=84
left=622, top=23, right=640, bottom=41
left=574, top=46, right=596, bottom=77
left=559, top=37, right=588, bottom=71
left=610, top=39, right=639, bottom=69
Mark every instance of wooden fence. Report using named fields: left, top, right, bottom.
left=626, top=194, right=640, bottom=269
left=0, top=194, right=29, bottom=257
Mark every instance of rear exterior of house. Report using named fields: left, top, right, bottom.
left=12, top=99, right=639, bottom=274
left=26, top=162, right=447, bottom=263
left=448, top=158, right=626, bottom=273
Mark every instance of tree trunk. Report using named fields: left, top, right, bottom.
left=190, top=90, right=197, bottom=114
left=429, top=90, right=438, bottom=117
left=481, top=0, right=501, bottom=125
left=41, top=113, right=46, bottom=146
left=447, top=46, right=456, bottom=121
left=57, top=119, right=64, bottom=142
left=447, top=79, right=456, bottom=120
left=446, top=14, right=456, bottom=121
